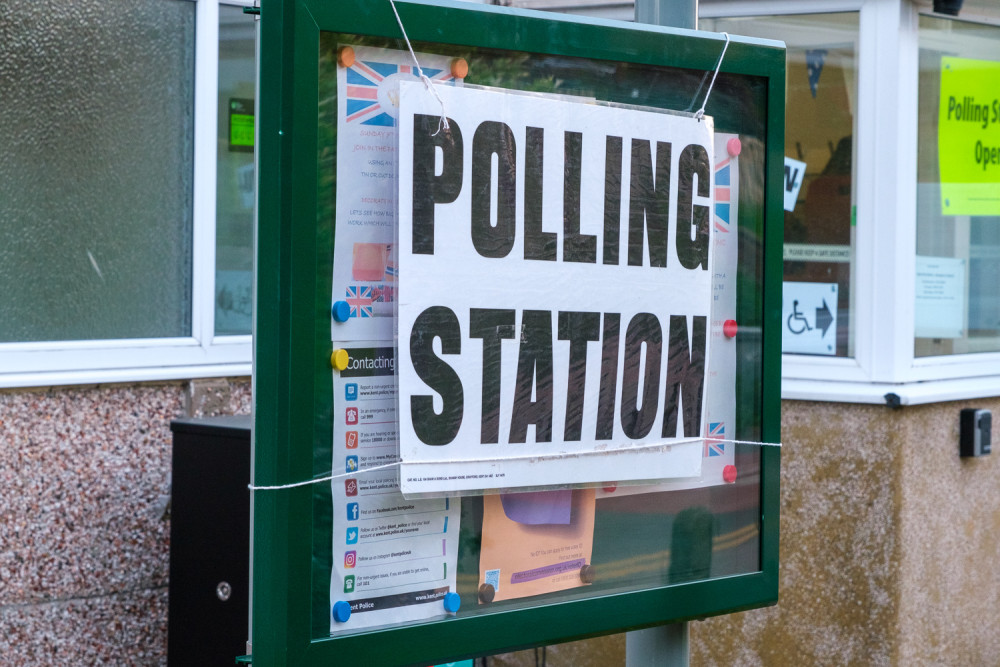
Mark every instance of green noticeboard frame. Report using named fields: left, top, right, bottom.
left=252, top=0, right=784, bottom=664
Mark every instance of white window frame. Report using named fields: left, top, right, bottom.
left=0, top=0, right=255, bottom=389
left=704, top=0, right=1000, bottom=405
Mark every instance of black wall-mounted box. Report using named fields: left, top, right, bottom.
left=168, top=416, right=251, bottom=666
left=960, top=408, right=991, bottom=457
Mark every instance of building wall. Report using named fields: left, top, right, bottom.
left=691, top=398, right=1000, bottom=666
left=0, top=379, right=250, bottom=666
left=5, top=388, right=1000, bottom=664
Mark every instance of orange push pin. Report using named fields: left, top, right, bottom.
left=338, top=46, right=356, bottom=68
left=451, top=57, right=469, bottom=79
left=331, top=348, right=350, bottom=371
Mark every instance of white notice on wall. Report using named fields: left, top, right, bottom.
left=915, top=255, right=965, bottom=339
left=781, top=281, right=838, bottom=355
left=396, top=82, right=714, bottom=495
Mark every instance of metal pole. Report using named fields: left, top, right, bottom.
left=626, top=1, right=697, bottom=664
left=634, top=0, right=697, bottom=31
left=626, top=623, right=689, bottom=667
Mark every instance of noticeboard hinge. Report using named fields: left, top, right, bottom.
left=243, top=2, right=260, bottom=17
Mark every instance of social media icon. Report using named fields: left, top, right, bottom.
left=346, top=456, right=358, bottom=473
left=345, top=383, right=358, bottom=401
left=346, top=502, right=359, bottom=521
left=346, top=431, right=359, bottom=449
left=345, top=479, right=358, bottom=496
left=345, top=407, right=359, bottom=425
left=346, top=527, right=358, bottom=544
left=343, top=575, right=355, bottom=593
left=344, top=550, right=357, bottom=568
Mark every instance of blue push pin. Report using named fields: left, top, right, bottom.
left=332, top=600, right=352, bottom=623
left=332, top=300, right=351, bottom=323
left=443, top=592, right=461, bottom=614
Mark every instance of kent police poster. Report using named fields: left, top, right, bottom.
left=329, top=344, right=460, bottom=632
left=396, top=82, right=715, bottom=494
left=331, top=48, right=462, bottom=633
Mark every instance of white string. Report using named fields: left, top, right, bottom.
left=249, top=462, right=401, bottom=491
left=248, top=436, right=782, bottom=492
left=387, top=0, right=450, bottom=135
left=694, top=32, right=731, bottom=122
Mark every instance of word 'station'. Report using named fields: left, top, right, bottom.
left=397, top=83, right=715, bottom=494
left=408, top=308, right=705, bottom=447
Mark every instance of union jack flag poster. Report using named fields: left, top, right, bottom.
left=714, top=157, right=732, bottom=233
left=345, top=285, right=373, bottom=318
left=346, top=60, right=455, bottom=126
left=704, top=421, right=726, bottom=457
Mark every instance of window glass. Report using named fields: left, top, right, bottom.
left=311, top=30, right=769, bottom=640
left=703, top=13, right=858, bottom=358
left=916, top=16, right=1000, bottom=357
left=0, top=0, right=194, bottom=343
left=215, top=5, right=257, bottom=336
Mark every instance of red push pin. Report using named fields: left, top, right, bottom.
left=727, top=137, right=742, bottom=157
left=723, top=465, right=738, bottom=484
left=602, top=482, right=617, bottom=494
left=723, top=319, right=738, bottom=338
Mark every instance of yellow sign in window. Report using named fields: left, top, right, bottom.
left=229, top=98, right=255, bottom=152
left=939, top=56, right=1000, bottom=215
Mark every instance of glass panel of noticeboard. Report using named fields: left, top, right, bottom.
left=310, top=31, right=768, bottom=640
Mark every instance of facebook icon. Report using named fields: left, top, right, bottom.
left=346, top=502, right=359, bottom=521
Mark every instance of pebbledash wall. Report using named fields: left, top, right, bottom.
left=0, top=378, right=250, bottom=665
left=691, top=398, right=1000, bottom=666
left=0, top=379, right=250, bottom=664
left=9, top=390, right=1000, bottom=666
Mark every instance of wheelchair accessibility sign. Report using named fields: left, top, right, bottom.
left=782, top=282, right=838, bottom=355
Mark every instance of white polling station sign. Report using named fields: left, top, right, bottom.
left=396, top=82, right=715, bottom=495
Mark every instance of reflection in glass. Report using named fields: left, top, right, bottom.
left=704, top=13, right=858, bottom=358
left=916, top=16, right=1000, bottom=356
left=215, top=5, right=256, bottom=335
left=313, top=32, right=767, bottom=639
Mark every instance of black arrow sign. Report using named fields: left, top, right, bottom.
left=815, top=299, right=834, bottom=337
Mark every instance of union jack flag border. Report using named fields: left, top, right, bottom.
left=714, top=157, right=732, bottom=233
left=704, top=421, right=726, bottom=457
